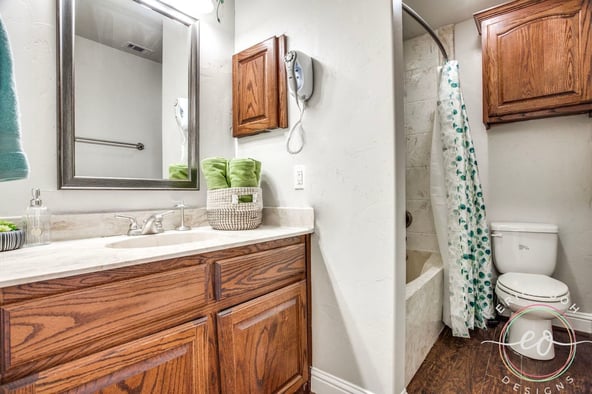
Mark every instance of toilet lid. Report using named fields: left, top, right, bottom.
left=497, top=273, right=569, bottom=302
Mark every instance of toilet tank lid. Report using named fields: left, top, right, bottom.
left=490, top=222, right=558, bottom=233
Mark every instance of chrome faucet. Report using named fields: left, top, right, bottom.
left=116, top=210, right=174, bottom=236
left=115, top=214, right=142, bottom=236
left=141, top=210, right=174, bottom=234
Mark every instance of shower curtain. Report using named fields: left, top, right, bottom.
left=430, top=61, right=494, bottom=338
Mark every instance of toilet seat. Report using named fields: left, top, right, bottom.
left=495, top=273, right=570, bottom=360
left=497, top=272, right=569, bottom=303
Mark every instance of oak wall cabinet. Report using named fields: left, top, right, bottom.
left=474, top=0, right=592, bottom=127
left=232, top=35, right=288, bottom=137
left=0, top=235, right=311, bottom=394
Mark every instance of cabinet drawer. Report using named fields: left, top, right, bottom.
left=214, top=244, right=305, bottom=300
left=1, top=265, right=208, bottom=372
left=1, top=319, right=208, bottom=393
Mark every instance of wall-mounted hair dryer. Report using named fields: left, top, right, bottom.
left=284, top=50, right=314, bottom=102
left=174, top=98, right=189, bottom=162
left=284, top=50, right=314, bottom=154
left=174, top=97, right=188, bottom=133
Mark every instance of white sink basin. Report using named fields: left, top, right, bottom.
left=106, top=231, right=223, bottom=249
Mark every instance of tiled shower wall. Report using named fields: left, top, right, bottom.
left=404, top=26, right=454, bottom=253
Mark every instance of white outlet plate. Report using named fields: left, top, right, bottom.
left=294, top=165, right=305, bottom=190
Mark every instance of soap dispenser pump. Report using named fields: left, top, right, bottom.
left=25, top=188, right=51, bottom=246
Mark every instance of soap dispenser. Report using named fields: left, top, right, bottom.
left=25, top=188, right=51, bottom=246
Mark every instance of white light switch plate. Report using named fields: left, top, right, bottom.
left=294, top=165, right=305, bottom=190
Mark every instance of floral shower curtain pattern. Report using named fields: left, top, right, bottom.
left=437, top=61, right=494, bottom=338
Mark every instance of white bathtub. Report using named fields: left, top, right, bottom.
left=405, top=250, right=444, bottom=386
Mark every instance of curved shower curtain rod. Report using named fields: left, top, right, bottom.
left=402, top=2, right=449, bottom=62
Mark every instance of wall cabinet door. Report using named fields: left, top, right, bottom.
left=474, top=0, right=592, bottom=126
left=217, top=282, right=308, bottom=393
left=0, top=320, right=208, bottom=393
left=232, top=35, right=287, bottom=137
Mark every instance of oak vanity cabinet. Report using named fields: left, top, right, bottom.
left=0, top=235, right=311, bottom=394
left=474, top=0, right=592, bottom=127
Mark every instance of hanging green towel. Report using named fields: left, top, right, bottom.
left=0, top=17, right=29, bottom=182
left=200, top=157, right=229, bottom=190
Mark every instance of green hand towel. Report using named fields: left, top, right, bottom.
left=228, top=158, right=259, bottom=187
left=168, top=164, right=188, bottom=180
left=200, top=157, right=229, bottom=190
left=0, top=17, right=29, bottom=182
left=228, top=158, right=261, bottom=202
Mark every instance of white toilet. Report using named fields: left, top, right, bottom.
left=491, top=222, right=570, bottom=360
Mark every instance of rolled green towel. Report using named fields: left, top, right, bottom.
left=168, top=164, right=188, bottom=180
left=228, top=158, right=259, bottom=187
left=200, top=157, right=229, bottom=190
left=228, top=158, right=261, bottom=202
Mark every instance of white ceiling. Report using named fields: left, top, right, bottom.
left=76, top=0, right=164, bottom=63
left=76, top=0, right=507, bottom=58
left=402, top=0, right=507, bottom=39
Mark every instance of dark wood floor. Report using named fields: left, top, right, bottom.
left=407, top=324, right=592, bottom=393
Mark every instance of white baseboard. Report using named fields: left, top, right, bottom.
left=310, top=368, right=409, bottom=394
left=553, top=311, right=592, bottom=334
left=310, top=368, right=374, bottom=394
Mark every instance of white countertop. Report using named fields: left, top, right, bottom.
left=0, top=225, right=313, bottom=287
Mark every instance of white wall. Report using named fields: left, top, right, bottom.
left=161, top=19, right=189, bottom=177
left=455, top=19, right=592, bottom=313
left=75, top=36, right=162, bottom=179
left=0, top=0, right=235, bottom=216
left=234, top=0, right=402, bottom=392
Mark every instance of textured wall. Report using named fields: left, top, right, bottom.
left=161, top=19, right=190, bottom=178
left=234, top=0, right=402, bottom=392
left=404, top=26, right=454, bottom=253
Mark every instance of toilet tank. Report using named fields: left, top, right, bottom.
left=490, top=222, right=559, bottom=275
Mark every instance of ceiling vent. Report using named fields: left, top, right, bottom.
left=124, top=41, right=152, bottom=54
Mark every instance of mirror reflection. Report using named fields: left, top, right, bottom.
left=58, top=0, right=199, bottom=189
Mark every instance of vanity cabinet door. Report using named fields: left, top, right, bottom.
left=217, top=281, right=308, bottom=394
left=0, top=319, right=208, bottom=394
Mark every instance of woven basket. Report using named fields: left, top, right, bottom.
left=206, top=187, right=262, bottom=230
left=0, top=230, right=25, bottom=252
